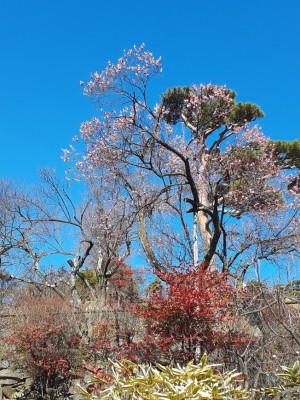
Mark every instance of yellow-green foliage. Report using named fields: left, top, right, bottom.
left=78, top=358, right=300, bottom=399
left=78, top=355, right=248, bottom=399
left=263, top=361, right=300, bottom=399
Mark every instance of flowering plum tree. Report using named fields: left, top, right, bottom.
left=67, top=44, right=300, bottom=281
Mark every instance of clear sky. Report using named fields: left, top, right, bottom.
left=0, top=0, right=299, bottom=183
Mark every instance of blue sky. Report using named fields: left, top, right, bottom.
left=0, top=0, right=299, bottom=183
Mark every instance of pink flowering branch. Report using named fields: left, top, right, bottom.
left=64, top=45, right=300, bottom=280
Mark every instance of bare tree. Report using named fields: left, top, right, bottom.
left=230, top=280, right=300, bottom=390
left=0, top=169, right=136, bottom=308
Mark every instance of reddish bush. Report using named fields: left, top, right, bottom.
left=10, top=323, right=71, bottom=379
left=5, top=291, right=85, bottom=392
left=86, top=266, right=249, bottom=365
left=139, top=267, right=248, bottom=363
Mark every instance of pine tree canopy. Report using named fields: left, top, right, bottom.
left=272, top=139, right=300, bottom=168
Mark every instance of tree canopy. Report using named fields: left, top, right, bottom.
left=64, top=44, right=300, bottom=282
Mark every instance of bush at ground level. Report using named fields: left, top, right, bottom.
left=78, top=357, right=300, bottom=400
left=78, top=355, right=248, bottom=399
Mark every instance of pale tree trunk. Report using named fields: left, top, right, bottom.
left=138, top=209, right=167, bottom=274
left=197, top=210, right=212, bottom=255
left=69, top=265, right=82, bottom=307
left=95, top=249, right=108, bottom=291
left=193, top=213, right=199, bottom=266
left=195, top=155, right=217, bottom=270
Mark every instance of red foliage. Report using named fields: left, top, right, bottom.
left=139, top=266, right=248, bottom=362
left=100, top=260, right=141, bottom=309
left=82, top=362, right=113, bottom=393
left=112, top=334, right=173, bottom=363
left=6, top=292, right=85, bottom=391
left=86, top=266, right=249, bottom=365
left=8, top=323, right=72, bottom=381
left=109, top=260, right=135, bottom=290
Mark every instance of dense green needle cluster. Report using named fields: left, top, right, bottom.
left=161, top=86, right=264, bottom=128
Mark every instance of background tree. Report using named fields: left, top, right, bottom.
left=0, top=170, right=142, bottom=394
left=273, top=139, right=300, bottom=190
left=232, top=280, right=300, bottom=390
left=0, top=169, right=136, bottom=306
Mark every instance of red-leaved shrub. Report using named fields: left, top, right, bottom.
left=139, top=266, right=248, bottom=363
